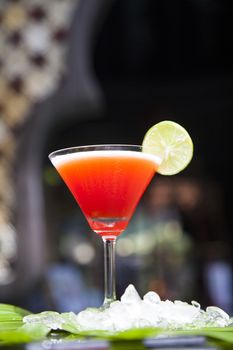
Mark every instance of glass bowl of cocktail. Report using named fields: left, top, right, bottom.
left=49, top=121, right=193, bottom=307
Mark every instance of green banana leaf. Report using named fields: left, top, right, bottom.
left=0, top=303, right=30, bottom=332
left=0, top=324, right=51, bottom=345
left=1, top=303, right=233, bottom=347
left=0, top=303, right=50, bottom=345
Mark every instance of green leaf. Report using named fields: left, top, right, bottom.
left=59, top=312, right=81, bottom=334
left=0, top=324, right=50, bottom=345
left=98, top=327, right=163, bottom=340
left=1, top=304, right=233, bottom=346
left=167, top=328, right=233, bottom=344
left=0, top=303, right=31, bottom=333
left=197, top=329, right=233, bottom=344
left=0, top=304, right=30, bottom=318
left=53, top=327, right=164, bottom=340
left=0, top=321, right=23, bottom=331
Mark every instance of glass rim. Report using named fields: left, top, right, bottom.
left=49, top=144, right=143, bottom=160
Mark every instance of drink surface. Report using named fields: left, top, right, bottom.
left=52, top=150, right=160, bottom=237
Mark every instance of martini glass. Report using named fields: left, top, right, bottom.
left=49, top=144, right=161, bottom=307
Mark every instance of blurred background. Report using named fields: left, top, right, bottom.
left=0, top=0, right=233, bottom=314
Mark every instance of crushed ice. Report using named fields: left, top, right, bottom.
left=23, top=311, right=64, bottom=330
left=23, top=284, right=231, bottom=332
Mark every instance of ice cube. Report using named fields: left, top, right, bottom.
left=120, top=284, right=141, bottom=304
left=108, top=301, right=133, bottom=331
left=191, top=300, right=201, bottom=309
left=205, top=306, right=230, bottom=327
left=76, top=308, right=96, bottom=328
left=173, top=301, right=201, bottom=321
left=23, top=311, right=63, bottom=330
left=143, top=291, right=161, bottom=304
left=28, top=285, right=229, bottom=332
left=140, top=301, right=161, bottom=327
left=76, top=307, right=111, bottom=331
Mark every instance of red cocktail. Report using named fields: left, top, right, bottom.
left=49, top=145, right=161, bottom=306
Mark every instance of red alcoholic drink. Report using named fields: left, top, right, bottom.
left=52, top=150, right=160, bottom=237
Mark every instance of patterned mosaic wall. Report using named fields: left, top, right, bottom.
left=0, top=0, right=78, bottom=284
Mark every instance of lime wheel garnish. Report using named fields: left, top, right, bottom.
left=142, top=120, right=193, bottom=175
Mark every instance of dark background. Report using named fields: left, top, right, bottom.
left=95, top=0, right=233, bottom=226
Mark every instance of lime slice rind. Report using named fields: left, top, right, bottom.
left=142, top=120, right=193, bottom=175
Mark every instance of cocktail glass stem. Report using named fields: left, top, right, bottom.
left=102, top=237, right=116, bottom=307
